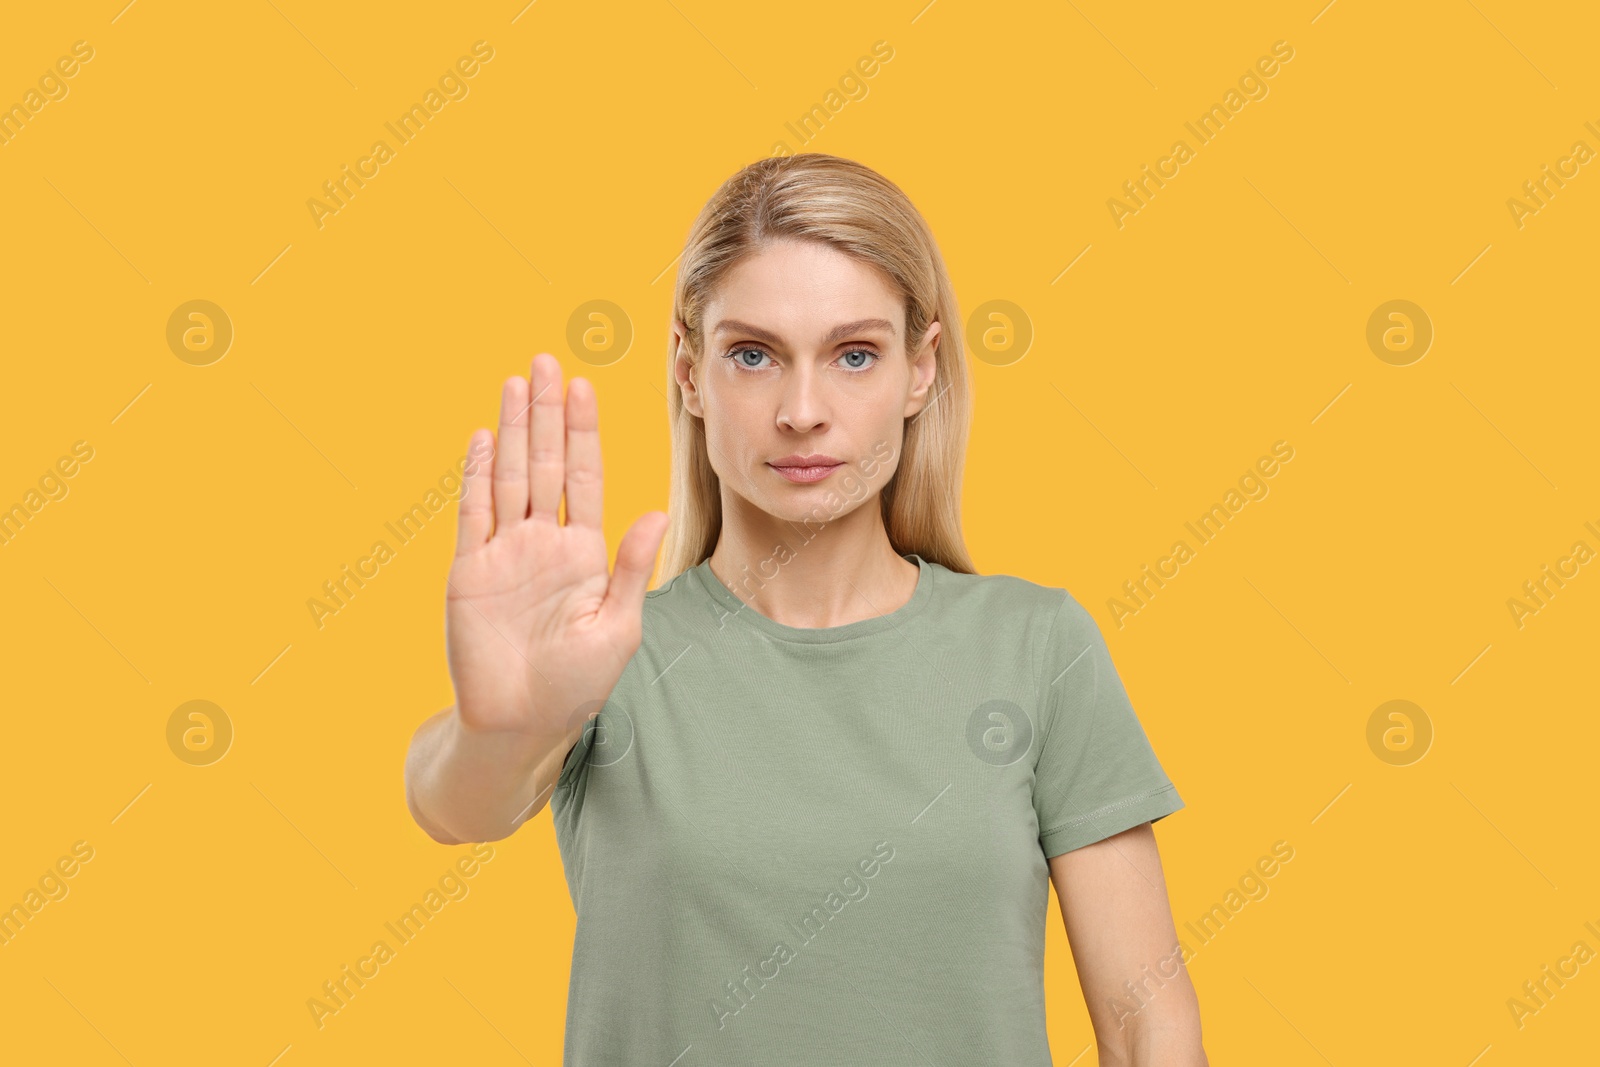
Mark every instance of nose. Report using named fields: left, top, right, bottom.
left=775, top=360, right=829, bottom=434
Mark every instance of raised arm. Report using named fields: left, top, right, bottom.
left=404, top=353, right=668, bottom=844
left=1048, top=823, right=1208, bottom=1066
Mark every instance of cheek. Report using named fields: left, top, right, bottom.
left=858, top=412, right=904, bottom=477
left=862, top=453, right=900, bottom=492
left=700, top=416, right=766, bottom=494
left=702, top=394, right=754, bottom=452
left=702, top=377, right=770, bottom=446
left=708, top=428, right=744, bottom=478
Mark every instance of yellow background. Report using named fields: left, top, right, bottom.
left=2, top=1, right=1597, bottom=1063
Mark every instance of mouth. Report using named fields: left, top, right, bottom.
left=768, top=455, right=844, bottom=484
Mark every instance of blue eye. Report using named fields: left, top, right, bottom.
left=727, top=347, right=772, bottom=369
left=721, top=346, right=882, bottom=372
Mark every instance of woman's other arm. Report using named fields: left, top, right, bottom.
left=1049, top=822, right=1208, bottom=1066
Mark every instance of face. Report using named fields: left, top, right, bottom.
left=674, top=238, right=940, bottom=526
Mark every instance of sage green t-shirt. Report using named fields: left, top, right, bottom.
left=550, top=552, right=1184, bottom=1065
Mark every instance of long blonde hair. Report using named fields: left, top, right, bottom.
left=657, top=153, right=976, bottom=584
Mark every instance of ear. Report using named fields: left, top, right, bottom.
left=903, top=319, right=941, bottom=419
left=672, top=319, right=704, bottom=418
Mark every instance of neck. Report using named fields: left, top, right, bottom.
left=707, top=495, right=918, bottom=629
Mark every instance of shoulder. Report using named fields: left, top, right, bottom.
left=923, top=563, right=1098, bottom=671
left=932, top=565, right=1130, bottom=694
left=640, top=564, right=712, bottom=632
left=928, top=562, right=1081, bottom=629
left=635, top=562, right=751, bottom=651
left=645, top=564, right=699, bottom=603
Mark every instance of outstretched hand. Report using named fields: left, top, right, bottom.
left=444, top=352, right=668, bottom=738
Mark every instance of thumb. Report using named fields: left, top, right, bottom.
left=603, top=511, right=669, bottom=620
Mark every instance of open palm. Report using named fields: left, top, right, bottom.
left=445, top=353, right=667, bottom=739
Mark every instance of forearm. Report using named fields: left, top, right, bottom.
left=1097, top=974, right=1207, bottom=1067
left=404, top=704, right=572, bottom=844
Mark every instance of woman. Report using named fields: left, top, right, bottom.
left=405, top=153, right=1207, bottom=1065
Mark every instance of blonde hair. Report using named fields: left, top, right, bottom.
left=657, top=153, right=976, bottom=584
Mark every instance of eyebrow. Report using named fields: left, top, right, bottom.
left=712, top=317, right=897, bottom=347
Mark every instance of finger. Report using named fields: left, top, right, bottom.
left=455, top=428, right=495, bottom=555
left=528, top=353, right=566, bottom=523
left=493, top=376, right=530, bottom=531
left=563, top=377, right=603, bottom=529
left=602, top=511, right=669, bottom=623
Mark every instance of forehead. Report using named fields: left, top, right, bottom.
left=706, top=239, right=902, bottom=343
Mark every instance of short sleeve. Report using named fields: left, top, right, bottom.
left=1032, top=591, right=1184, bottom=858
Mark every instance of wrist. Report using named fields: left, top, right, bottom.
left=448, top=702, right=577, bottom=781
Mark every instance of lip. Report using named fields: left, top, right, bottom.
left=768, top=454, right=844, bottom=484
